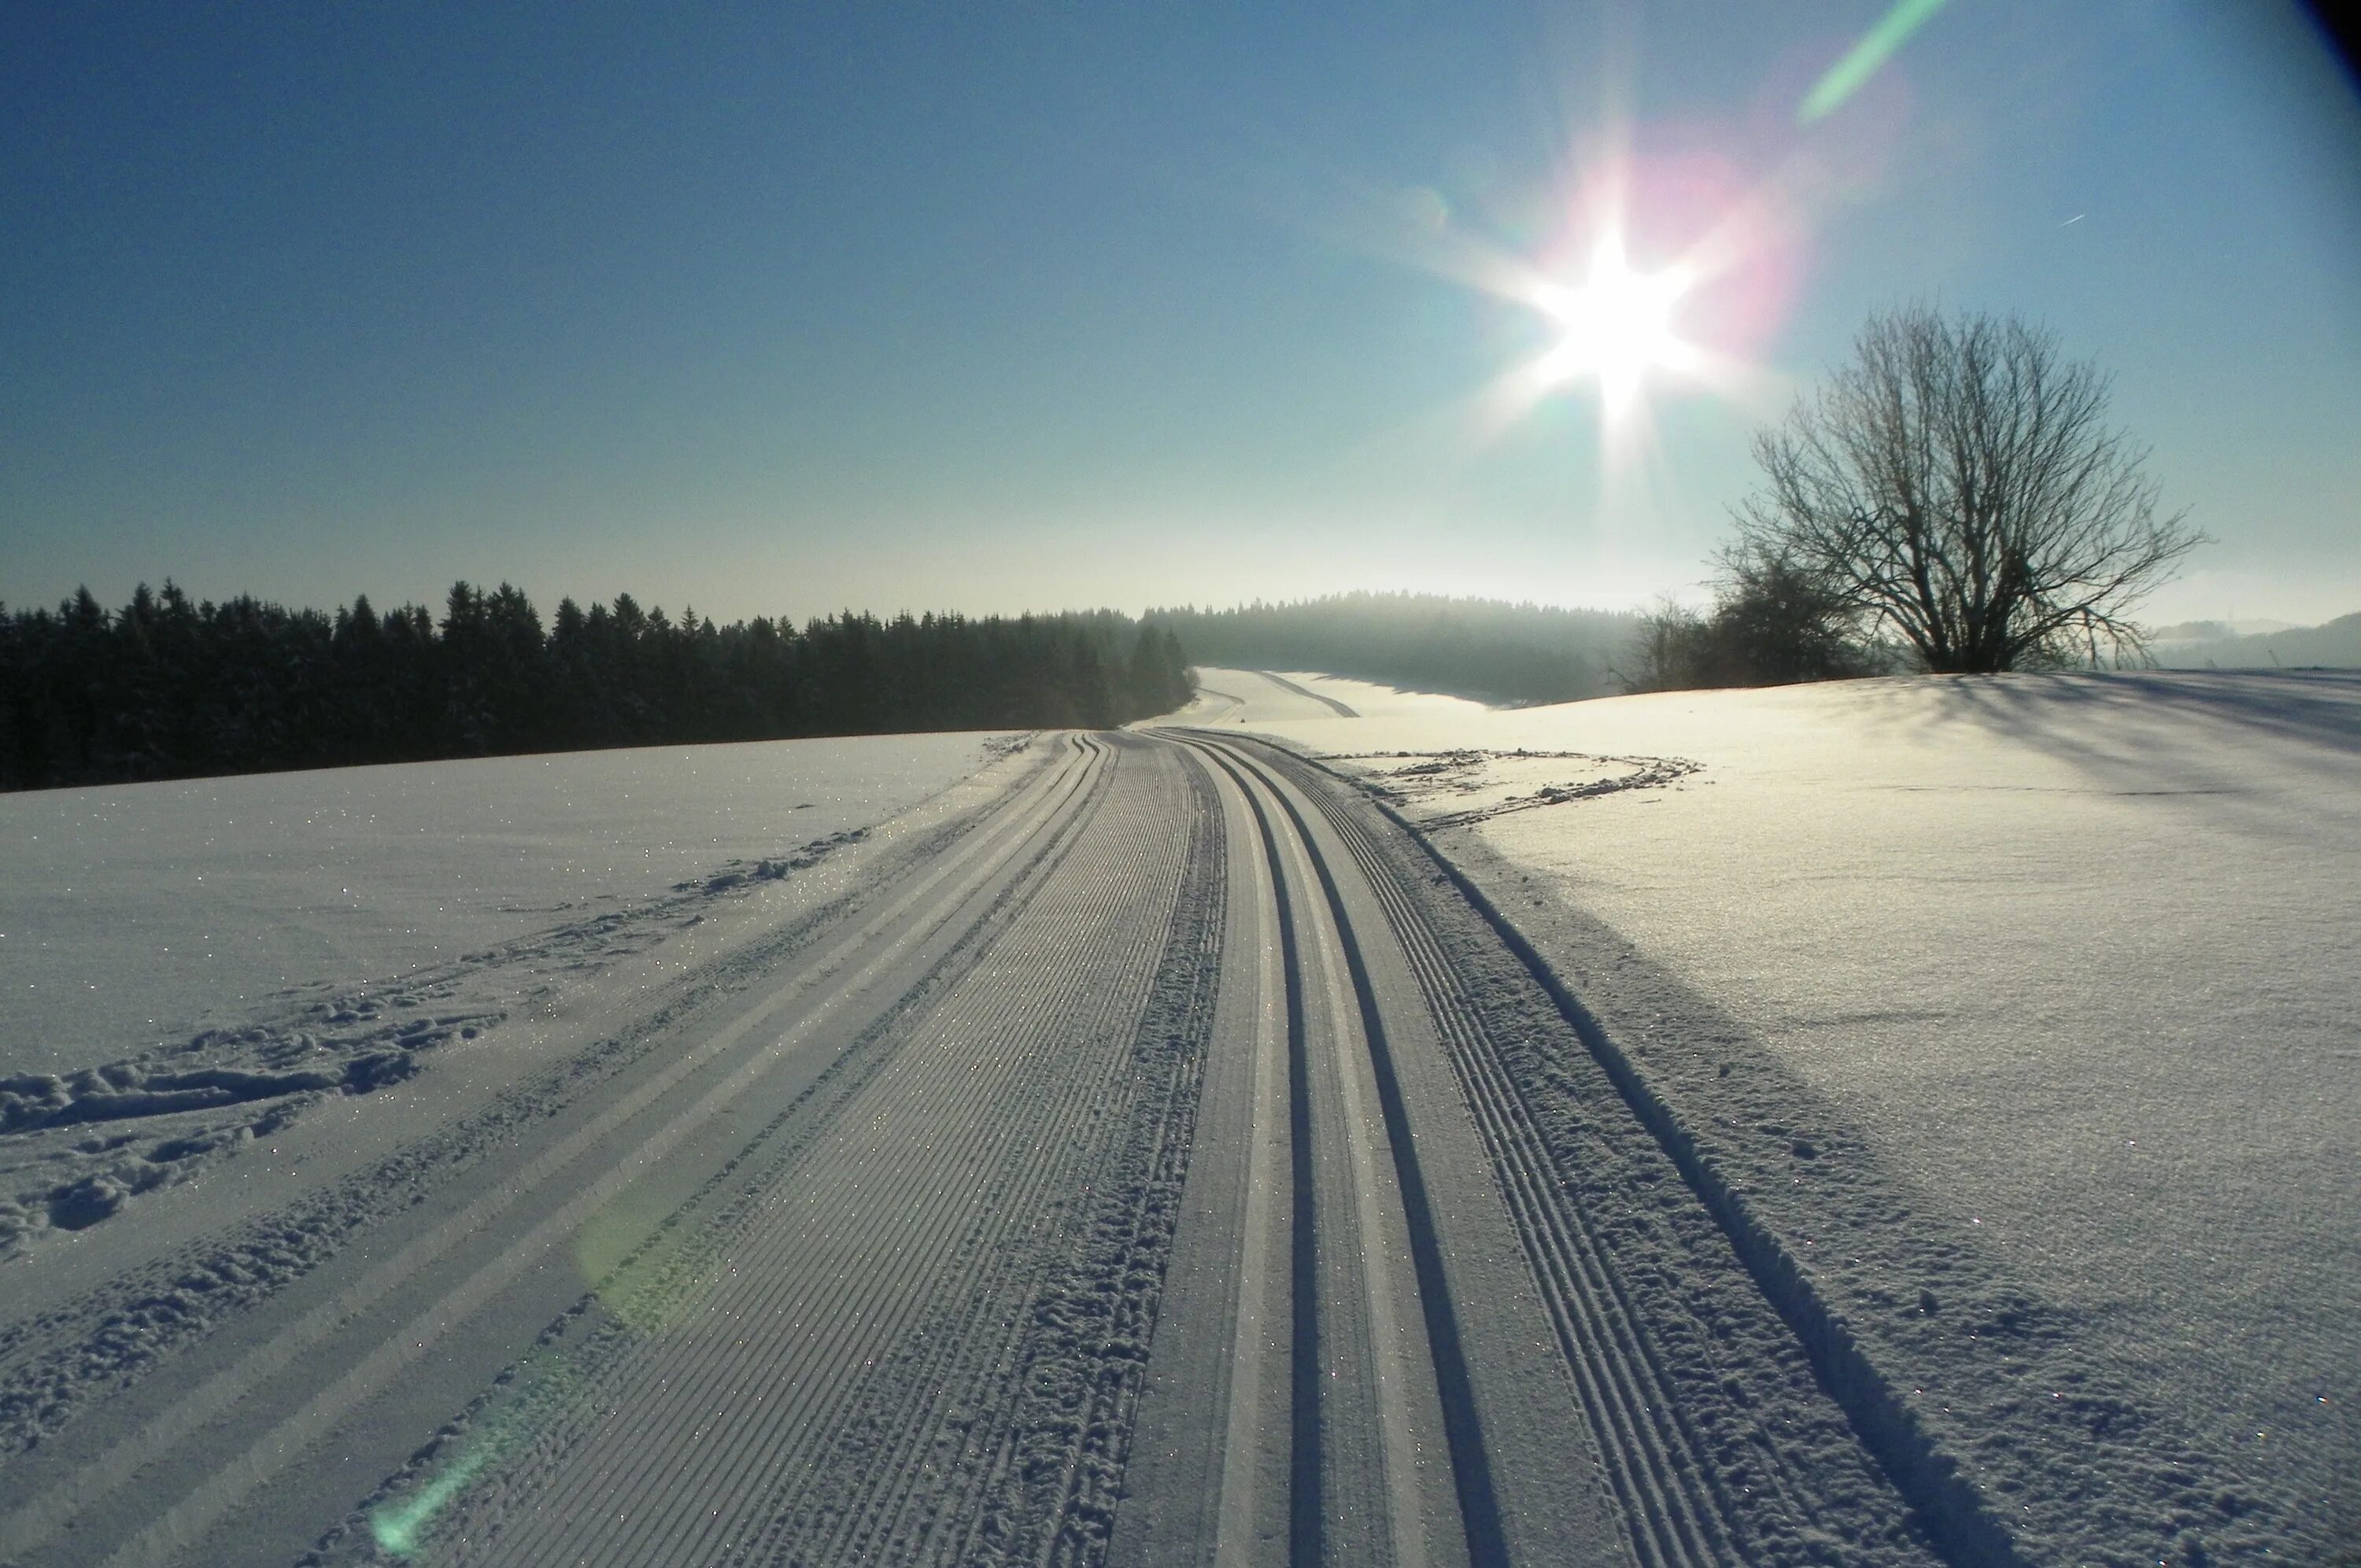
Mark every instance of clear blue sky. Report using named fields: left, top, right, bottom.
left=6, top=2, right=2357, bottom=625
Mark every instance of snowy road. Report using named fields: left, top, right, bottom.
left=2, top=725, right=2178, bottom=1565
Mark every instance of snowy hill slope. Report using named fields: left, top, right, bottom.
left=0, top=733, right=1013, bottom=1255
left=1196, top=666, right=2361, bottom=1559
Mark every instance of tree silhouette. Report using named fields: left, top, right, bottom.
left=1734, top=305, right=2203, bottom=672
left=0, top=584, right=1197, bottom=791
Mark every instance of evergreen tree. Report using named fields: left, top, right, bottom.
left=0, top=581, right=1198, bottom=790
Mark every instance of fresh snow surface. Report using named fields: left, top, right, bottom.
left=1192, top=665, right=2360, bottom=1557
left=0, top=734, right=1012, bottom=1254
left=1, top=733, right=1008, bottom=1077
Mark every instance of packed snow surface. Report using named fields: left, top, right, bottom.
left=1188, top=664, right=2361, bottom=1552
left=1, top=733, right=1008, bottom=1076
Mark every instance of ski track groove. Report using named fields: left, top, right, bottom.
left=845, top=739, right=1217, bottom=1568
left=332, top=917, right=990, bottom=1568
left=431, top=733, right=1213, bottom=1568
left=692, top=743, right=1157, bottom=1566
left=739, top=737, right=1189, bottom=1567
left=1274, top=746, right=1742, bottom=1568
left=1249, top=671, right=1359, bottom=719
left=335, top=743, right=1113, bottom=1566
left=675, top=742, right=1154, bottom=1562
left=559, top=754, right=1129, bottom=1562
left=1168, top=738, right=1325, bottom=1567
left=467, top=740, right=1132, bottom=1566
left=1173, top=733, right=1469, bottom=1568
left=295, top=741, right=1124, bottom=1568
left=1224, top=732, right=1962, bottom=1568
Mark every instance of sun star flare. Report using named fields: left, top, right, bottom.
left=1534, top=238, right=1698, bottom=422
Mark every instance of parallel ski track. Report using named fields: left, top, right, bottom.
left=415, top=735, right=1214, bottom=1567
left=1169, top=732, right=1491, bottom=1568
left=1249, top=671, right=1359, bottom=719
left=438, top=732, right=1134, bottom=1564
left=1217, top=735, right=1745, bottom=1568
left=2, top=733, right=1114, bottom=1568
left=1217, top=734, right=1971, bottom=1568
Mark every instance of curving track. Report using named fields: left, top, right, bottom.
left=0, top=729, right=1975, bottom=1566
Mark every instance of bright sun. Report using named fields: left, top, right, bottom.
left=1534, top=238, right=1693, bottom=419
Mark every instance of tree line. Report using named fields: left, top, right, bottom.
left=1150, top=592, right=1641, bottom=705
left=0, top=581, right=1195, bottom=791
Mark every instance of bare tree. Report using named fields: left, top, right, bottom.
left=1734, top=305, right=2204, bottom=672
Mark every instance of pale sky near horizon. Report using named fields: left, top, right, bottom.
left=6, top=2, right=2359, bottom=628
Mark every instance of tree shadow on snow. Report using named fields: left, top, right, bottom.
left=1870, top=670, right=2361, bottom=838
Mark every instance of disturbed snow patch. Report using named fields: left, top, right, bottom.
left=0, top=830, right=867, bottom=1256
left=1327, top=747, right=1701, bottom=829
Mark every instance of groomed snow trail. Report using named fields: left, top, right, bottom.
left=2, top=734, right=1203, bottom=1567
left=1, top=726, right=2008, bottom=1566
left=1116, top=735, right=1948, bottom=1568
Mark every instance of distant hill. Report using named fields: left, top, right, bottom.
left=2149, top=611, right=2361, bottom=670
left=2149, top=618, right=2301, bottom=641
left=1147, top=592, right=1641, bottom=705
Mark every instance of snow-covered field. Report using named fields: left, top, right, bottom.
left=1185, top=664, right=2361, bottom=1557
left=2, top=670, right=2352, bottom=1566
left=2, top=733, right=1009, bottom=1077
left=0, top=734, right=1012, bottom=1253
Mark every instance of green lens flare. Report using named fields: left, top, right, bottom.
left=364, top=1198, right=701, bottom=1556
left=1800, top=0, right=1954, bottom=123
left=370, top=1440, right=497, bottom=1555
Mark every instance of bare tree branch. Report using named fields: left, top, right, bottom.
left=1734, top=305, right=2205, bottom=673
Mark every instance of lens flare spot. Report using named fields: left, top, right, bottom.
left=1800, top=0, right=1952, bottom=123
left=371, top=1441, right=496, bottom=1555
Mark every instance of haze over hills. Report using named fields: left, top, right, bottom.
left=1156, top=596, right=2361, bottom=701
left=2148, top=611, right=2361, bottom=670
left=1150, top=592, right=1642, bottom=706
